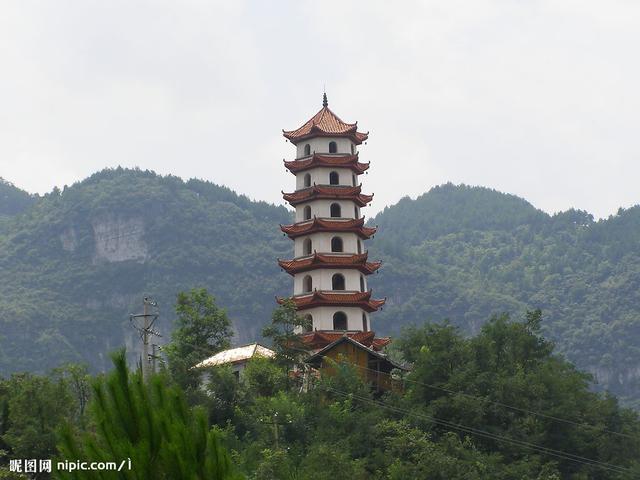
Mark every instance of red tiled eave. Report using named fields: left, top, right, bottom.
left=282, top=185, right=373, bottom=207
left=284, top=154, right=370, bottom=175
left=283, top=107, right=369, bottom=145
left=280, top=217, right=377, bottom=239
left=277, top=290, right=386, bottom=313
left=299, top=330, right=385, bottom=351
left=278, top=252, right=381, bottom=275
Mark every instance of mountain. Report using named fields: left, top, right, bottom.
left=0, top=168, right=290, bottom=373
left=370, top=184, right=640, bottom=405
left=1, top=171, right=640, bottom=405
left=0, top=178, right=37, bottom=217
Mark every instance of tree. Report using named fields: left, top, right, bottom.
left=262, top=300, right=311, bottom=368
left=55, top=350, right=241, bottom=480
left=165, top=288, right=232, bottom=393
left=0, top=372, right=75, bottom=460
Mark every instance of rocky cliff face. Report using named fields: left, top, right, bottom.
left=91, top=216, right=148, bottom=263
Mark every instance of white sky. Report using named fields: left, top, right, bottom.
left=1, top=1, right=639, bottom=218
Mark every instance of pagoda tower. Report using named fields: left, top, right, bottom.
left=277, top=94, right=386, bottom=334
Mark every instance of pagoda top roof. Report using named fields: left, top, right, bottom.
left=282, top=185, right=373, bottom=207
left=284, top=154, right=370, bottom=175
left=278, top=252, right=381, bottom=275
left=277, top=290, right=386, bottom=313
left=283, top=96, right=369, bottom=145
left=280, top=217, right=377, bottom=239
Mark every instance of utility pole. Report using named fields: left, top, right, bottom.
left=142, top=298, right=150, bottom=379
left=130, top=296, right=161, bottom=381
left=261, top=412, right=291, bottom=450
left=150, top=343, right=163, bottom=374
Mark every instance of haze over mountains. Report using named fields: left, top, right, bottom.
left=1, top=170, right=640, bottom=405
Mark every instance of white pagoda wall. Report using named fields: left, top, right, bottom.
left=294, top=167, right=358, bottom=190
left=293, top=232, right=362, bottom=257
left=294, top=200, right=361, bottom=222
left=295, top=137, right=357, bottom=159
left=292, top=269, right=367, bottom=295
left=297, top=306, right=370, bottom=332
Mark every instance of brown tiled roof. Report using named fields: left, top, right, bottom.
left=283, top=107, right=369, bottom=145
left=280, top=217, right=377, bottom=239
left=278, top=252, right=381, bottom=275
left=284, top=154, right=370, bottom=175
left=277, top=290, right=386, bottom=313
left=282, top=185, right=373, bottom=207
left=372, top=337, right=392, bottom=350
left=299, top=330, right=390, bottom=352
left=305, top=335, right=408, bottom=371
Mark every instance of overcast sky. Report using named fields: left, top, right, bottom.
left=1, top=1, right=639, bottom=218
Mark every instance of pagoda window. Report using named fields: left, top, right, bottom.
left=351, top=144, right=355, bottom=154
left=333, top=311, right=347, bottom=331
left=354, top=206, right=359, bottom=218
left=330, top=203, right=341, bottom=218
left=303, top=205, right=312, bottom=220
left=304, top=144, right=311, bottom=156
left=332, top=273, right=346, bottom=290
left=357, top=240, right=362, bottom=254
left=360, top=275, right=365, bottom=292
left=329, top=141, right=337, bottom=153
left=352, top=174, right=357, bottom=186
left=304, top=173, right=311, bottom=188
left=329, top=171, right=339, bottom=185
left=303, top=238, right=313, bottom=255
left=362, top=313, right=368, bottom=331
left=331, top=236, right=343, bottom=252
left=304, top=314, right=313, bottom=332
left=303, top=275, right=313, bottom=293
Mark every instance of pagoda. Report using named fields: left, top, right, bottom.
left=277, top=94, right=388, bottom=343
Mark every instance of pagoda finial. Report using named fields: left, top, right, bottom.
left=322, top=91, right=328, bottom=108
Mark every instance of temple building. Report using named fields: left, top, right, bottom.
left=277, top=95, right=404, bottom=387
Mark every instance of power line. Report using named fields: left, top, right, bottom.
left=323, top=386, right=636, bottom=476
left=330, top=359, right=638, bottom=440
left=283, top=343, right=636, bottom=440
left=183, top=340, right=637, bottom=442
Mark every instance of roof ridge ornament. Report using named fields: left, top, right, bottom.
left=323, top=92, right=328, bottom=107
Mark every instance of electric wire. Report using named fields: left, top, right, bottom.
left=340, top=360, right=638, bottom=440
left=286, top=344, right=637, bottom=441
left=323, top=386, right=637, bottom=476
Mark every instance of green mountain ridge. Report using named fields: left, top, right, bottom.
left=1, top=169, right=640, bottom=405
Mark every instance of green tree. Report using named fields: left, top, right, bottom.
left=262, top=300, right=310, bottom=368
left=55, top=350, right=241, bottom=480
left=0, top=372, right=75, bottom=460
left=165, top=288, right=232, bottom=394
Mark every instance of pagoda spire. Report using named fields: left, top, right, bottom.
left=322, top=92, right=328, bottom=108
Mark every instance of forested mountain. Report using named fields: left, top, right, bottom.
left=0, top=178, right=36, bottom=217
left=371, top=184, right=640, bottom=405
left=0, top=168, right=291, bottom=373
left=1, top=170, right=640, bottom=405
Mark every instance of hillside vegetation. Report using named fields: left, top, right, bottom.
left=370, top=184, right=640, bottom=405
left=1, top=171, right=639, bottom=404
left=0, top=168, right=290, bottom=373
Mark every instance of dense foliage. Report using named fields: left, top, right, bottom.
left=189, top=310, right=640, bottom=479
left=56, top=350, right=240, bottom=480
left=165, top=288, right=233, bottom=395
left=370, top=183, right=640, bottom=405
left=0, top=179, right=36, bottom=218
left=2, top=298, right=640, bottom=478
left=1, top=171, right=640, bottom=405
left=0, top=168, right=290, bottom=374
